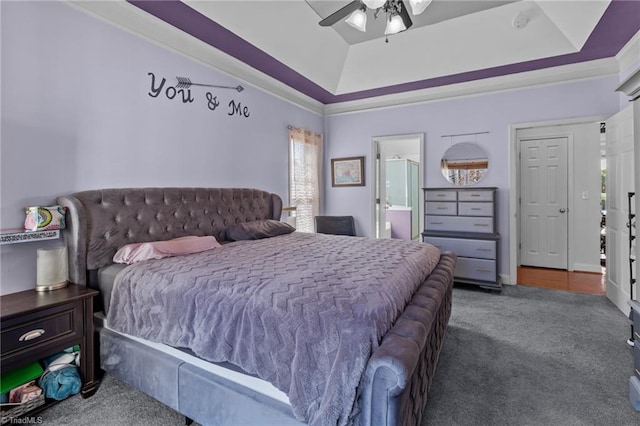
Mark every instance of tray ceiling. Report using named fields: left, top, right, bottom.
left=70, top=0, right=640, bottom=109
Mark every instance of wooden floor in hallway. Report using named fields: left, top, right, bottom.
left=517, top=266, right=606, bottom=295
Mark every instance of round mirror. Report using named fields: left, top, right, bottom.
left=440, top=142, right=488, bottom=186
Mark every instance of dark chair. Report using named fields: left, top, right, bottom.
left=314, top=216, right=356, bottom=236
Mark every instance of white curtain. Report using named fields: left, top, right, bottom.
left=289, top=127, right=323, bottom=233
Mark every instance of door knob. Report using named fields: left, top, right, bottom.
left=559, top=208, right=566, bottom=213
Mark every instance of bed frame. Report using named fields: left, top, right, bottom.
left=58, top=187, right=455, bottom=426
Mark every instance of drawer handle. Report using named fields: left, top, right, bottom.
left=476, top=248, right=492, bottom=252
left=470, top=194, right=481, bottom=197
left=436, top=207, right=448, bottom=210
left=473, top=224, right=489, bottom=227
left=436, top=194, right=446, bottom=197
left=471, top=208, right=482, bottom=211
left=19, top=329, right=46, bottom=342
left=430, top=221, right=444, bottom=225
left=476, top=268, right=492, bottom=273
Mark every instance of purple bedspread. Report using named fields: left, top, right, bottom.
left=106, top=232, right=440, bottom=425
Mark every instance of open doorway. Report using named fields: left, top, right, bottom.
left=509, top=119, right=605, bottom=294
left=371, top=134, right=424, bottom=241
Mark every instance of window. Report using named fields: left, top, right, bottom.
left=288, top=127, right=323, bottom=233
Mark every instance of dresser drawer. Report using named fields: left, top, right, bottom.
left=458, top=190, right=494, bottom=202
left=424, top=236, right=496, bottom=260
left=1, top=302, right=83, bottom=358
left=425, top=202, right=457, bottom=215
left=425, top=190, right=456, bottom=201
left=455, top=258, right=496, bottom=282
left=425, top=216, right=494, bottom=233
left=458, top=202, right=493, bottom=217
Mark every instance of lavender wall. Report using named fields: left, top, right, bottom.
left=324, top=76, right=621, bottom=281
left=0, top=1, right=322, bottom=295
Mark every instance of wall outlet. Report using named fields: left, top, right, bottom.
left=582, top=191, right=588, bottom=200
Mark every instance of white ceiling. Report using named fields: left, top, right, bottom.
left=304, top=0, right=518, bottom=45
left=68, top=0, right=637, bottom=113
left=183, top=0, right=610, bottom=94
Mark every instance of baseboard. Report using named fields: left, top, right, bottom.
left=572, top=263, right=602, bottom=273
left=500, top=273, right=514, bottom=285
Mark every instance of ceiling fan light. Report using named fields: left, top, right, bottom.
left=408, top=0, right=432, bottom=15
left=385, top=14, right=406, bottom=35
left=345, top=9, right=367, bottom=32
left=362, top=0, right=387, bottom=9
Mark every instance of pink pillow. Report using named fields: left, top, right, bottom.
left=113, top=236, right=222, bottom=264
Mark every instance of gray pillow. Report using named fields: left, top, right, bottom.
left=226, top=219, right=295, bottom=241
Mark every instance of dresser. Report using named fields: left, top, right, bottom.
left=422, top=187, right=501, bottom=291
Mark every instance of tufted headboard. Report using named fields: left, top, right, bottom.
left=57, top=188, right=283, bottom=287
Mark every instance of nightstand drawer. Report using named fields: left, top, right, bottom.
left=1, top=301, right=83, bottom=357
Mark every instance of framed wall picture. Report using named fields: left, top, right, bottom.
left=331, top=156, right=365, bottom=187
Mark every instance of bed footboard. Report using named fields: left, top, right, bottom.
left=359, top=252, right=455, bottom=426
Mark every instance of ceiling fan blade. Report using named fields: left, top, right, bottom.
left=398, top=0, right=413, bottom=30
left=319, top=1, right=362, bottom=27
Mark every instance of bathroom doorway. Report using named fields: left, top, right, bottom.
left=371, top=134, right=424, bottom=240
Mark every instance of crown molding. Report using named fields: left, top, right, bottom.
left=323, top=57, right=619, bottom=115
left=616, top=67, right=640, bottom=100
left=65, top=1, right=324, bottom=115
left=616, top=30, right=640, bottom=79
left=64, top=1, right=626, bottom=117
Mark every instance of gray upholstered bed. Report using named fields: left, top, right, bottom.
left=57, top=188, right=455, bottom=426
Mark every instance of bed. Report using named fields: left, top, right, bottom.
left=57, top=188, right=455, bottom=426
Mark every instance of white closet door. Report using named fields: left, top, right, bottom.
left=520, top=137, right=569, bottom=269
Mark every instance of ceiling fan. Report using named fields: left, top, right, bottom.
left=319, top=0, right=432, bottom=39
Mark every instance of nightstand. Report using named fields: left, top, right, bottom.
left=0, top=284, right=100, bottom=404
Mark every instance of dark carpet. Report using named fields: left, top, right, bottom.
left=38, top=285, right=640, bottom=425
